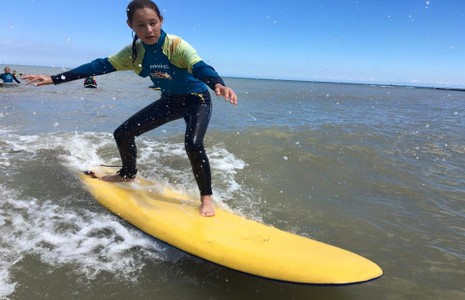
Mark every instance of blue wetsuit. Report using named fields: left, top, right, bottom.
left=51, top=30, right=227, bottom=195
left=0, top=72, right=20, bottom=84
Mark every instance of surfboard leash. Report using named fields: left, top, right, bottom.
left=83, top=165, right=122, bottom=179
left=83, top=170, right=98, bottom=178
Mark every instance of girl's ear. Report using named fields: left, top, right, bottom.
left=126, top=20, right=133, bottom=30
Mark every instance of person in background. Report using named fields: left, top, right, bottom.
left=21, top=0, right=237, bottom=217
left=1, top=67, right=21, bottom=84
left=84, top=76, right=98, bottom=88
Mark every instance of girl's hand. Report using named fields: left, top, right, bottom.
left=215, top=84, right=237, bottom=105
left=21, top=75, right=53, bottom=86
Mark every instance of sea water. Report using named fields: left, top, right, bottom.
left=1, top=66, right=464, bottom=299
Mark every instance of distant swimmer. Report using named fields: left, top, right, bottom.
left=84, top=76, right=98, bottom=88
left=0, top=67, right=21, bottom=84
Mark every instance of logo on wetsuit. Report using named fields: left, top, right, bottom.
left=150, top=64, right=172, bottom=80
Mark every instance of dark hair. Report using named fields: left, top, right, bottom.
left=127, top=0, right=163, bottom=63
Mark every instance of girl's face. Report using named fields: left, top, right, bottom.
left=127, top=7, right=163, bottom=45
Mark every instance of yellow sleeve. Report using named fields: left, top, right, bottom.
left=162, top=34, right=202, bottom=73
left=108, top=42, right=145, bottom=74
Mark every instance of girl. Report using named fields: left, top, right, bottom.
left=22, top=0, right=238, bottom=217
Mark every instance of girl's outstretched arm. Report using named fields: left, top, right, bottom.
left=21, top=75, right=53, bottom=86
left=22, top=58, right=117, bottom=87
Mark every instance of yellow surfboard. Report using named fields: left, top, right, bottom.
left=80, top=167, right=382, bottom=285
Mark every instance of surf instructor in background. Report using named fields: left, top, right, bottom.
left=1, top=67, right=21, bottom=84
left=22, top=0, right=237, bottom=217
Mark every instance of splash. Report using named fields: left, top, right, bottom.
left=0, top=130, right=255, bottom=297
left=0, top=182, right=169, bottom=298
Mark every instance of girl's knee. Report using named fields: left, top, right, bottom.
left=113, top=127, right=123, bottom=142
left=114, top=125, right=133, bottom=146
left=185, top=139, right=204, bottom=157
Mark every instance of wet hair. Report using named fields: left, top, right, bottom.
left=127, top=0, right=163, bottom=63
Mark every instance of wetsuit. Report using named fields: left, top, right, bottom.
left=84, top=76, right=97, bottom=87
left=51, top=30, right=226, bottom=195
left=0, top=72, right=20, bottom=83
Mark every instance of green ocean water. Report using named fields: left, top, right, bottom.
left=1, top=66, right=464, bottom=299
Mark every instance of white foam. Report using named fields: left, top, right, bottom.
left=209, top=145, right=248, bottom=199
left=2, top=129, right=256, bottom=205
left=0, top=130, right=258, bottom=297
left=0, top=130, right=111, bottom=171
left=0, top=132, right=250, bottom=201
left=60, top=131, right=113, bottom=171
left=0, top=184, right=168, bottom=298
left=1, top=131, right=253, bottom=207
left=0, top=251, right=16, bottom=298
left=137, top=139, right=251, bottom=210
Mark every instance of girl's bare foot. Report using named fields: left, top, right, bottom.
left=200, top=195, right=215, bottom=217
left=101, top=174, right=135, bottom=182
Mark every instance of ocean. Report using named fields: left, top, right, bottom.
left=1, top=65, right=464, bottom=299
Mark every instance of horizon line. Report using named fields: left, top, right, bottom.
left=4, top=63, right=464, bottom=92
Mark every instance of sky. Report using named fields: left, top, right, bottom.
left=1, top=0, right=464, bottom=88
